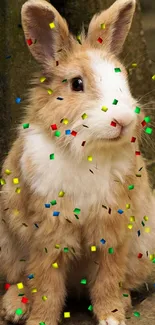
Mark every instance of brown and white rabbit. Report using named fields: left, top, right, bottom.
left=0, top=0, right=155, bottom=324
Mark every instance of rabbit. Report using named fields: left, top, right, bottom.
left=0, top=0, right=155, bottom=324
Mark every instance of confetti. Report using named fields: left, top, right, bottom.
left=23, top=123, right=29, bottom=129
left=6, top=55, right=11, bottom=59
left=56, top=61, right=59, bottom=66
left=144, top=116, right=151, bottom=123
left=50, top=200, right=57, bottom=205
left=80, top=278, right=87, bottom=284
left=34, top=223, right=39, bottom=228
left=152, top=75, right=155, bottom=80
left=71, top=130, right=77, bottom=136
left=0, top=178, right=6, bottom=185
left=141, top=120, right=147, bottom=127
left=42, top=295, right=48, bottom=301
left=123, top=294, right=129, bottom=297
left=5, top=169, right=11, bottom=175
left=49, top=153, right=55, bottom=160
left=15, top=97, right=21, bottom=104
left=132, top=63, right=137, bottom=68
left=13, top=178, right=19, bottom=185
left=62, top=79, right=67, bottom=83
left=101, top=106, right=108, bottom=112
left=26, top=39, right=33, bottom=46
left=91, top=246, right=96, bottom=252
left=145, top=127, right=152, bottom=134
left=51, top=124, right=57, bottom=130
left=131, top=136, right=136, bottom=142
left=53, top=211, right=60, bottom=216
left=73, top=208, right=81, bottom=214
left=54, top=130, right=61, bottom=137
left=64, top=312, right=70, bottom=318
left=40, top=77, right=46, bottom=83
left=39, top=323, right=46, bottom=325
left=97, top=37, right=103, bottom=43
left=135, top=151, right=140, bottom=156
left=128, top=185, right=134, bottom=190
left=45, top=203, right=50, bottom=208
left=47, top=89, right=53, bottom=95
left=101, top=23, right=106, bottom=29
left=145, top=227, right=150, bottom=233
left=117, top=209, right=124, bottom=214
left=126, top=204, right=130, bottom=209
left=15, top=187, right=21, bottom=193
left=49, top=22, right=55, bottom=29
left=55, top=244, right=60, bottom=249
left=15, top=308, right=23, bottom=315
left=57, top=97, right=63, bottom=100
left=100, top=238, right=106, bottom=245
left=141, top=221, right=145, bottom=227
left=45, top=247, right=48, bottom=253
left=108, top=247, right=114, bottom=254
left=89, top=169, right=94, bottom=174
left=112, top=99, right=118, bottom=105
left=4, top=283, right=10, bottom=290
left=65, top=130, right=71, bottom=135
left=128, top=224, right=133, bottom=230
left=17, top=282, right=24, bottom=290
left=144, top=216, right=148, bottom=221
left=137, top=230, right=141, bottom=237
left=62, top=118, right=69, bottom=124
left=87, top=156, right=93, bottom=162
left=58, top=191, right=65, bottom=197
left=31, top=288, right=37, bottom=293
left=130, top=216, right=135, bottom=222
left=52, top=262, right=58, bottom=268
left=81, top=141, right=86, bottom=146
left=111, top=121, right=117, bottom=127
left=137, top=253, right=143, bottom=259
left=21, top=297, right=28, bottom=304
left=133, top=312, right=140, bottom=318
left=108, top=207, right=111, bottom=214
left=77, top=35, right=82, bottom=44
left=112, top=309, right=118, bottom=313
left=82, top=113, right=88, bottom=119
left=88, top=305, right=93, bottom=311
left=114, top=68, right=121, bottom=72
left=64, top=247, right=69, bottom=252
left=135, top=106, right=141, bottom=114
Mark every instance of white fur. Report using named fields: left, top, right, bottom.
left=99, top=317, right=126, bottom=325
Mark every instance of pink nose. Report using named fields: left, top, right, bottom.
left=113, top=118, right=132, bottom=127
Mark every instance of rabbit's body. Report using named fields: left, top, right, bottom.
left=0, top=0, right=155, bottom=324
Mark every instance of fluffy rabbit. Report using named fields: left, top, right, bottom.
left=0, top=0, right=155, bottom=324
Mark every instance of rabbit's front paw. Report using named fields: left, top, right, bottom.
left=99, top=317, right=126, bottom=325
left=1, top=284, right=30, bottom=323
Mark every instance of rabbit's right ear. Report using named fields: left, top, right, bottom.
left=21, top=0, right=71, bottom=64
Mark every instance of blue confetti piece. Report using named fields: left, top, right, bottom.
left=65, top=130, right=71, bottom=135
left=53, top=211, right=60, bottom=216
left=6, top=55, right=11, bottom=59
left=137, top=230, right=141, bottom=237
left=27, top=274, right=34, bottom=279
left=45, top=203, right=50, bottom=208
left=57, top=97, right=63, bottom=100
left=117, top=209, right=124, bottom=214
left=15, top=97, right=21, bottom=104
left=100, top=238, right=106, bottom=244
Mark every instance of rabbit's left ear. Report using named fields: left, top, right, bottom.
left=87, top=0, right=136, bottom=55
left=21, top=0, right=71, bottom=65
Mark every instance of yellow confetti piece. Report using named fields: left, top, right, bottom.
left=132, top=63, right=137, bottom=68
left=128, top=224, right=133, bottom=230
left=13, top=178, right=19, bottom=184
left=0, top=178, right=6, bottom=185
left=62, top=118, right=69, bottom=125
left=42, top=295, right=47, bottom=301
left=58, top=191, right=65, bottom=197
left=87, top=156, right=93, bottom=162
left=130, top=216, right=135, bottom=222
left=47, top=89, right=53, bottom=95
left=40, top=77, right=46, bottom=83
left=152, top=75, right=155, bottom=81
left=101, top=23, right=106, bottom=29
left=91, top=246, right=96, bottom=252
left=101, top=106, right=108, bottom=112
left=145, top=227, right=150, bottom=233
left=49, top=22, right=55, bottom=29
left=52, top=262, right=58, bottom=268
left=17, top=282, right=24, bottom=290
left=5, top=169, right=11, bottom=175
left=144, top=216, right=149, bottom=221
left=31, top=288, right=37, bottom=293
left=15, top=188, right=21, bottom=194
left=77, top=35, right=81, bottom=42
left=81, top=113, right=88, bottom=120
left=126, top=204, right=130, bottom=209
left=64, top=312, right=70, bottom=318
left=55, top=244, right=60, bottom=249
left=13, top=209, right=19, bottom=216
left=149, top=254, right=154, bottom=261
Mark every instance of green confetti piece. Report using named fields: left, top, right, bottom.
left=62, top=79, right=67, bottom=83
left=73, top=208, right=81, bottom=214
left=82, top=113, right=88, bottom=120
left=39, top=323, right=46, bottom=325
left=101, top=23, right=106, bottom=29
left=88, top=305, right=93, bottom=311
left=49, top=153, right=55, bottom=160
left=108, top=247, right=114, bottom=254
left=114, top=68, right=121, bottom=72
left=74, top=214, right=79, bottom=219
left=101, top=106, right=108, bottom=112
left=135, top=106, right=141, bottom=114
left=50, top=200, right=57, bottom=205
left=141, top=221, right=145, bottom=227
left=144, top=116, right=151, bottom=123
left=80, top=278, right=87, bottom=284
left=44, top=247, right=48, bottom=253
left=128, top=184, right=134, bottom=190
left=0, top=178, right=6, bottom=185
left=23, top=123, right=29, bottom=129
left=133, top=311, right=140, bottom=317
left=54, top=130, right=61, bottom=137
left=112, top=99, right=118, bottom=105
left=18, top=293, right=24, bottom=296
left=64, top=247, right=69, bottom=252
left=123, top=293, right=129, bottom=297
left=15, top=308, right=23, bottom=315
left=145, top=127, right=152, bottom=135
left=152, top=258, right=155, bottom=263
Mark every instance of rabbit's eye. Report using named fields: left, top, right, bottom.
left=71, top=77, right=84, bottom=92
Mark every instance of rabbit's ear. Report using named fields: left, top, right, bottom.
left=87, top=0, right=136, bottom=55
left=21, top=0, right=70, bottom=64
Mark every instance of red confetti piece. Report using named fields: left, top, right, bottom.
left=108, top=207, right=111, bottom=214
left=21, top=297, right=29, bottom=304
left=4, top=283, right=10, bottom=290
left=27, top=39, right=33, bottom=46
left=135, top=151, right=141, bottom=156
left=131, top=137, right=136, bottom=143
left=137, top=253, right=143, bottom=259
left=110, top=121, right=116, bottom=127
left=97, top=37, right=103, bottom=44
left=141, top=120, right=147, bottom=127
left=51, top=124, right=57, bottom=130
left=81, top=141, right=86, bottom=146
left=71, top=130, right=77, bottom=136
left=56, top=61, right=59, bottom=66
